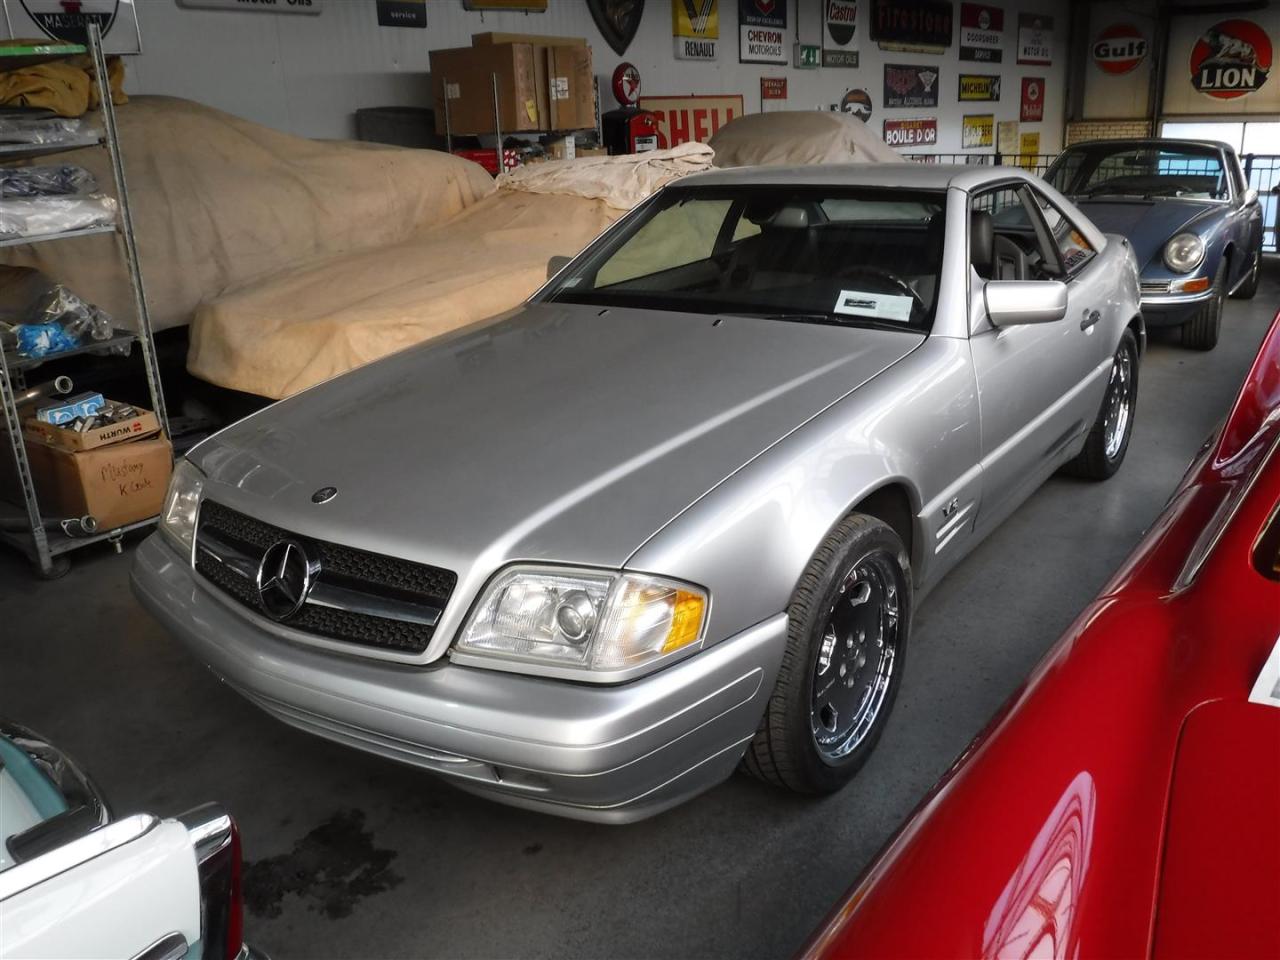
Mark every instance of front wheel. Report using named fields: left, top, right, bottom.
left=1063, top=329, right=1139, bottom=480
left=742, top=514, right=910, bottom=794
left=1181, top=260, right=1227, bottom=351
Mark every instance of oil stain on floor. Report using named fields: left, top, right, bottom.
left=244, top=809, right=403, bottom=920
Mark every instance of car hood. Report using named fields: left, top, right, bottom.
left=191, top=302, right=923, bottom=576
left=1072, top=198, right=1218, bottom=270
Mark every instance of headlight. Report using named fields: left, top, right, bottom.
left=159, top=459, right=204, bottom=558
left=1163, top=233, right=1205, bottom=273
left=456, top=565, right=708, bottom=674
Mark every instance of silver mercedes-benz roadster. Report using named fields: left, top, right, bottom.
left=133, top=164, right=1143, bottom=823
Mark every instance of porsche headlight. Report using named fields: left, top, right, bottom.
left=1163, top=233, right=1206, bottom=273
left=159, top=459, right=204, bottom=557
left=456, top=566, right=708, bottom=674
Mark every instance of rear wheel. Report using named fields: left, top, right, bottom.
left=1063, top=329, right=1139, bottom=480
left=1231, top=246, right=1261, bottom=300
left=742, top=514, right=910, bottom=794
left=1181, top=260, right=1226, bottom=351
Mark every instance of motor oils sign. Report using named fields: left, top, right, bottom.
left=1093, top=23, right=1147, bottom=75
left=1189, top=19, right=1271, bottom=100
left=823, top=0, right=859, bottom=68
left=883, top=117, right=937, bottom=148
left=672, top=0, right=719, bottom=60
left=638, top=94, right=743, bottom=147
left=1016, top=12, right=1053, bottom=66
left=959, top=3, right=1003, bottom=63
left=739, top=0, right=787, bottom=64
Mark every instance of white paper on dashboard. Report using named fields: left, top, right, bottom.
left=1248, top=634, right=1280, bottom=709
left=833, top=289, right=914, bottom=322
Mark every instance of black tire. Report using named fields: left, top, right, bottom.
left=1181, top=260, right=1227, bottom=351
left=1232, top=246, right=1261, bottom=300
left=1063, top=329, right=1139, bottom=481
left=742, top=513, right=911, bottom=794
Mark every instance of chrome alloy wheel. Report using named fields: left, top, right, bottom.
left=810, top=553, right=901, bottom=762
left=1102, top=344, right=1134, bottom=460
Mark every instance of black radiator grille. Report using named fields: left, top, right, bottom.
left=194, top=500, right=457, bottom=655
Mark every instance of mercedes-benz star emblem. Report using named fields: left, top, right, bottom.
left=256, top=540, right=317, bottom=621
left=312, top=486, right=338, bottom=504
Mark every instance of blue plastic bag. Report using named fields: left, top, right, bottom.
left=14, top=322, right=80, bottom=358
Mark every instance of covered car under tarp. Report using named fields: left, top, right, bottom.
left=707, top=111, right=901, bottom=168
left=0, top=96, right=497, bottom=332
left=186, top=144, right=715, bottom=399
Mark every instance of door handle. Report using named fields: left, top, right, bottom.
left=1081, top=309, right=1101, bottom=331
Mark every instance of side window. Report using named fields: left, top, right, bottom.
left=1028, top=189, right=1096, bottom=275
left=969, top=186, right=1041, bottom=283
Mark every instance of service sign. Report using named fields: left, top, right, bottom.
left=883, top=62, right=940, bottom=107
left=1189, top=19, right=1271, bottom=101
left=962, top=113, right=993, bottom=148
left=870, top=0, right=953, bottom=54
left=376, top=0, right=425, bottom=27
left=1020, top=75, right=1044, bottom=121
left=1016, top=12, right=1052, bottom=66
left=823, top=0, right=859, bottom=67
left=958, top=73, right=1000, bottom=101
left=959, top=3, right=1003, bottom=63
left=883, top=117, right=937, bottom=147
left=638, top=94, right=743, bottom=147
left=1093, top=22, right=1147, bottom=75
left=739, top=0, right=787, bottom=64
left=672, top=0, right=719, bottom=60
left=5, top=0, right=143, bottom=53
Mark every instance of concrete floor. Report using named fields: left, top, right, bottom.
left=1, top=271, right=1275, bottom=959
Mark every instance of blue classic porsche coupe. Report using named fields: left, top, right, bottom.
left=1045, top=138, right=1263, bottom=351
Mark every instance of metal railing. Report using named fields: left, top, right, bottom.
left=906, top=150, right=1280, bottom=252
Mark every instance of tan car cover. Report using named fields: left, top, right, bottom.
left=0, top=96, right=496, bottom=332
left=708, top=111, right=901, bottom=167
left=187, top=145, right=715, bottom=399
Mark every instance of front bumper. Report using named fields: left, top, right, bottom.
left=131, top=535, right=786, bottom=823
left=1140, top=286, right=1215, bottom=328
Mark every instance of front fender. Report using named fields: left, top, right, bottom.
left=624, top=336, right=980, bottom=645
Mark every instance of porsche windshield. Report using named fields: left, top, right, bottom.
left=1047, top=143, right=1229, bottom=201
left=545, top=186, right=947, bottom=332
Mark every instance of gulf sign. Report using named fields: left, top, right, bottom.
left=1093, top=23, right=1147, bottom=75
left=1190, top=19, right=1271, bottom=100
left=638, top=94, right=744, bottom=147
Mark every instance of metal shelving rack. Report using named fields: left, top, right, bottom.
left=0, top=25, right=168, bottom=577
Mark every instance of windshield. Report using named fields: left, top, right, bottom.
left=545, top=186, right=947, bottom=332
left=1047, top=143, right=1228, bottom=200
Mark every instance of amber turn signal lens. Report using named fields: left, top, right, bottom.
left=662, top=590, right=706, bottom=653
left=1174, top=276, right=1212, bottom=293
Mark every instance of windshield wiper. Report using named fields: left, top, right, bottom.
left=718, top=311, right=913, bottom=333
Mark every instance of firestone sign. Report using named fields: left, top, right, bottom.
left=1093, top=22, right=1147, bottom=75
left=1189, top=19, right=1271, bottom=100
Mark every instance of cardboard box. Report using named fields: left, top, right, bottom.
left=1, top=434, right=172, bottom=530
left=24, top=405, right=162, bottom=453
left=472, top=32, right=586, bottom=46
left=431, top=42, right=594, bottom=135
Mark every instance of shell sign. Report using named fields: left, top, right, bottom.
left=1093, top=23, right=1148, bottom=75
left=1190, top=19, right=1272, bottom=100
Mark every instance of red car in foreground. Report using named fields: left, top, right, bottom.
left=806, top=312, right=1280, bottom=960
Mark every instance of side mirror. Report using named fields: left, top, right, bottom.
left=547, top=255, right=572, bottom=280
left=1244, top=187, right=1260, bottom=206
left=984, top=280, right=1069, bottom=327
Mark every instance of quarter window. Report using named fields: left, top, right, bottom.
left=1029, top=190, right=1096, bottom=275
